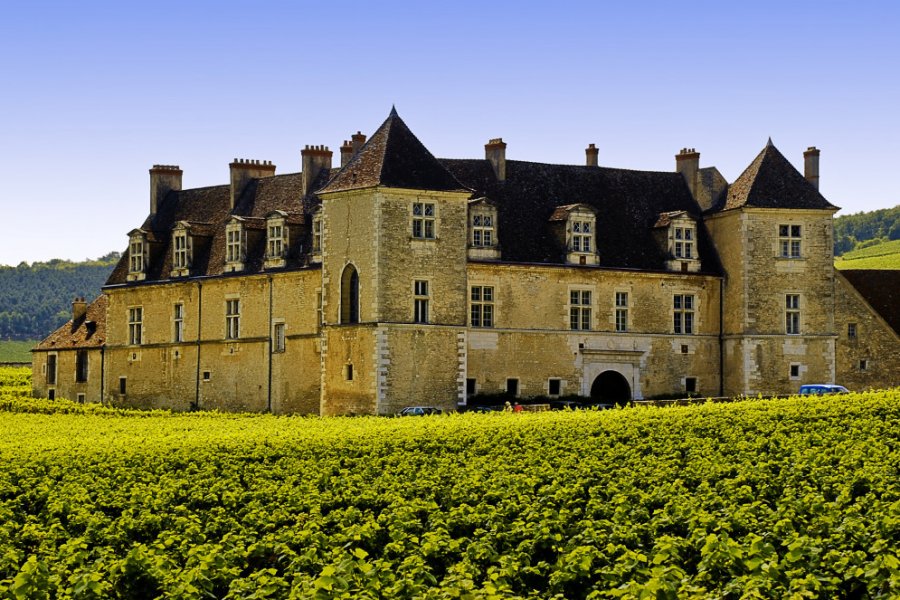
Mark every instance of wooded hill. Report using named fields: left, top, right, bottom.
left=0, top=254, right=119, bottom=341
left=834, top=205, right=900, bottom=255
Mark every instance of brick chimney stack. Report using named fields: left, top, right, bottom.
left=149, top=165, right=182, bottom=215
left=804, top=146, right=820, bottom=190
left=340, top=140, right=354, bottom=167
left=485, top=138, right=507, bottom=181
left=72, top=297, right=87, bottom=322
left=675, top=147, right=700, bottom=197
left=229, top=159, right=276, bottom=210
left=301, top=145, right=333, bottom=195
left=586, top=143, right=599, bottom=167
left=351, top=131, right=367, bottom=154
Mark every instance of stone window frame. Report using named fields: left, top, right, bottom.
left=684, top=377, right=698, bottom=394
left=264, top=212, right=288, bottom=269
left=224, top=218, right=246, bottom=272
left=778, top=224, right=802, bottom=258
left=47, top=352, right=58, bottom=385
left=272, top=320, right=286, bottom=354
left=413, top=279, right=430, bottom=324
left=568, top=286, right=593, bottom=331
left=663, top=214, right=701, bottom=272
left=170, top=222, right=192, bottom=277
left=128, top=306, right=143, bottom=346
left=554, top=205, right=599, bottom=266
left=173, top=302, right=184, bottom=343
left=411, top=201, right=437, bottom=240
left=847, top=322, right=857, bottom=339
left=470, top=285, right=495, bottom=328
left=127, top=230, right=147, bottom=281
left=225, top=297, right=241, bottom=340
left=311, top=209, right=323, bottom=260
left=673, top=224, right=696, bottom=260
left=789, top=363, right=802, bottom=380
left=785, top=293, right=801, bottom=335
left=614, top=291, right=629, bottom=332
left=75, top=349, right=88, bottom=383
left=548, top=378, right=562, bottom=397
left=673, top=293, right=695, bottom=335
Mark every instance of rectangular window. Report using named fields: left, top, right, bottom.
left=412, top=202, right=436, bottom=239
left=225, top=299, right=240, bottom=340
left=506, top=378, right=519, bottom=397
left=313, top=218, right=323, bottom=253
left=128, top=307, right=143, bottom=345
left=859, top=359, right=868, bottom=371
left=119, top=376, right=127, bottom=395
left=572, top=220, right=592, bottom=252
left=674, top=227, right=694, bottom=259
left=779, top=224, right=802, bottom=258
left=414, top=280, right=429, bottom=323
left=267, top=224, right=284, bottom=258
left=226, top=227, right=242, bottom=263
left=466, top=378, right=476, bottom=396
left=316, top=290, right=323, bottom=327
left=548, top=378, right=562, bottom=396
left=75, top=350, right=88, bottom=383
left=48, top=389, right=55, bottom=400
left=685, top=377, right=697, bottom=393
left=345, top=363, right=354, bottom=381
left=47, top=354, right=57, bottom=385
left=129, top=239, right=144, bottom=273
left=848, top=323, right=857, bottom=339
left=570, top=290, right=592, bottom=330
left=273, top=322, right=286, bottom=353
left=615, top=292, right=628, bottom=332
left=789, top=364, right=801, bottom=379
left=786, top=294, right=800, bottom=335
left=76, top=393, right=86, bottom=404
left=470, top=286, right=494, bottom=327
left=173, top=233, right=189, bottom=269
left=472, top=214, right=494, bottom=247
left=673, top=294, right=694, bottom=334
left=173, top=303, right=184, bottom=343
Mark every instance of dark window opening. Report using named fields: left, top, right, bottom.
left=848, top=323, right=857, bottom=339
left=341, top=265, right=360, bottom=324
left=466, top=378, right=476, bottom=395
left=548, top=378, right=561, bottom=396
left=685, top=377, right=697, bottom=393
left=790, top=364, right=800, bottom=378
left=77, top=393, right=86, bottom=404
left=119, top=377, right=127, bottom=395
left=75, top=350, right=88, bottom=383
left=506, top=378, right=519, bottom=397
left=203, top=371, right=211, bottom=381
left=346, top=363, right=354, bottom=381
left=47, top=354, right=57, bottom=385
left=48, top=389, right=55, bottom=400
left=859, top=359, right=868, bottom=371
left=681, top=345, right=689, bottom=354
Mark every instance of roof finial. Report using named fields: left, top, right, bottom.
left=389, top=105, right=398, bottom=117
left=766, top=136, right=773, bottom=147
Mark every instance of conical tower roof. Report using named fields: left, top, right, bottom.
left=319, top=108, right=469, bottom=194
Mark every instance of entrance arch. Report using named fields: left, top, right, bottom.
left=590, top=370, right=631, bottom=407
left=340, top=264, right=359, bottom=323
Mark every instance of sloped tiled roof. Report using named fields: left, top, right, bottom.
left=441, top=159, right=722, bottom=272
left=716, top=142, right=838, bottom=212
left=34, top=296, right=107, bottom=351
left=319, top=108, right=468, bottom=194
left=841, top=270, right=900, bottom=336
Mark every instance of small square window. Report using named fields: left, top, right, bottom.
left=203, top=371, right=211, bottom=381
left=681, top=344, right=689, bottom=354
left=548, top=378, right=561, bottom=396
left=789, top=364, right=801, bottom=379
left=76, top=393, right=86, bottom=404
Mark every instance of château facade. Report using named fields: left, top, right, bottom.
left=32, top=109, right=900, bottom=413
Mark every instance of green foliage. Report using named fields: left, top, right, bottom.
left=0, top=254, right=119, bottom=341
left=0, top=341, right=36, bottom=363
left=834, top=205, right=900, bottom=256
left=835, top=239, right=900, bottom=270
left=0, top=385, right=898, bottom=597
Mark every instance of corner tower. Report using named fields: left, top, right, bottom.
left=702, top=141, right=839, bottom=395
left=316, top=108, right=472, bottom=415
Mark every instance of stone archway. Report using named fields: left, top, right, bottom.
left=590, top=370, right=631, bottom=407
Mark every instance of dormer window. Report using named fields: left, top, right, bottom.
left=674, top=226, right=694, bottom=259
left=549, top=204, right=599, bottom=266
left=224, top=218, right=245, bottom=273
left=170, top=222, right=192, bottom=278
left=127, top=230, right=147, bottom=282
left=467, top=198, right=500, bottom=260
left=656, top=212, right=700, bottom=273
left=264, top=212, right=287, bottom=269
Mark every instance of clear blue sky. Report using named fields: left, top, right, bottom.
left=1, top=0, right=898, bottom=265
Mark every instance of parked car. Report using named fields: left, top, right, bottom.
left=799, top=384, right=849, bottom=395
left=397, top=406, right=442, bottom=416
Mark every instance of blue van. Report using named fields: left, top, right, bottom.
left=799, top=384, right=849, bottom=395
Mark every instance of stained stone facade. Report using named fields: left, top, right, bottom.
left=32, top=110, right=900, bottom=412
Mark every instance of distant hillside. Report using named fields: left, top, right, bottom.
left=0, top=254, right=119, bottom=341
left=834, top=205, right=900, bottom=255
left=835, top=239, right=900, bottom=270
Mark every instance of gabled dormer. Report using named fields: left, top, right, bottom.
left=654, top=211, right=700, bottom=272
left=264, top=210, right=288, bottom=269
left=549, top=204, right=599, bottom=266
left=169, top=221, right=193, bottom=278
left=224, top=216, right=246, bottom=273
left=126, top=229, right=148, bottom=282
left=467, top=197, right=500, bottom=260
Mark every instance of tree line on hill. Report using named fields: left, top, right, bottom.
left=834, top=205, right=900, bottom=255
left=0, top=253, right=120, bottom=341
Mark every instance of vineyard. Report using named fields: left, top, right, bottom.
left=834, top=238, right=900, bottom=270
left=0, top=367, right=898, bottom=598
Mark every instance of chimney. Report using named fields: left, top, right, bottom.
left=485, top=138, right=507, bottom=181
left=351, top=131, right=367, bottom=154
left=675, top=147, right=700, bottom=197
left=149, top=165, right=182, bottom=215
left=229, top=159, right=276, bottom=209
left=804, top=146, right=820, bottom=190
left=301, top=145, right=333, bottom=195
left=72, top=297, right=87, bottom=322
left=340, top=140, right=354, bottom=167
left=586, top=143, right=599, bottom=167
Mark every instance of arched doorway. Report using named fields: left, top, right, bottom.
left=340, top=264, right=359, bottom=323
left=590, top=370, right=631, bottom=407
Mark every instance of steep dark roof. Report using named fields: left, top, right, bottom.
left=841, top=270, right=900, bottom=336
left=716, top=142, right=838, bottom=212
left=441, top=159, right=722, bottom=272
left=319, top=109, right=468, bottom=194
left=34, top=296, right=107, bottom=351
